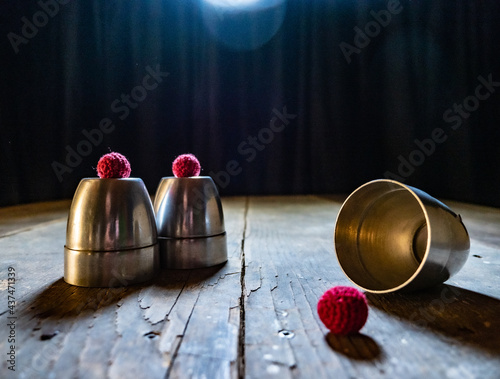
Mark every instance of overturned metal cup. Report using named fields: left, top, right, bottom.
left=153, top=176, right=228, bottom=269
left=64, top=178, right=159, bottom=287
left=334, top=179, right=470, bottom=293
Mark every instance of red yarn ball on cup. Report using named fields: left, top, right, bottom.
left=96, top=152, right=131, bottom=178
left=172, top=154, right=201, bottom=177
left=317, top=286, right=368, bottom=335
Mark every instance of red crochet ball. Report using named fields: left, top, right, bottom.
left=172, top=154, right=201, bottom=177
left=96, top=152, right=131, bottom=178
left=317, top=286, right=368, bottom=335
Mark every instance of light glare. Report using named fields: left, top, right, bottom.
left=204, top=0, right=262, bottom=7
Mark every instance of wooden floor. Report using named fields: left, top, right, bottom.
left=0, top=196, right=499, bottom=379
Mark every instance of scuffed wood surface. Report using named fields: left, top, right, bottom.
left=1, top=196, right=499, bottom=378
left=0, top=200, right=71, bottom=238
left=0, top=198, right=245, bottom=379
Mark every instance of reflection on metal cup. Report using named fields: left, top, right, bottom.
left=334, top=179, right=470, bottom=293
left=64, top=178, right=159, bottom=287
left=153, top=176, right=228, bottom=269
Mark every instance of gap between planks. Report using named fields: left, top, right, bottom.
left=238, top=197, right=250, bottom=379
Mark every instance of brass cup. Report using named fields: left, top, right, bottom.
left=334, top=179, right=470, bottom=293
left=153, top=176, right=228, bottom=269
left=64, top=178, right=159, bottom=287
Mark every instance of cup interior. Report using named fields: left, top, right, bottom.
left=335, top=182, right=429, bottom=292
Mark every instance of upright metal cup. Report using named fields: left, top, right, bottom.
left=153, top=176, right=228, bottom=269
left=334, top=179, right=470, bottom=293
left=64, top=178, right=159, bottom=287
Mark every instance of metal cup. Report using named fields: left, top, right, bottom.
left=334, top=179, right=470, bottom=293
left=64, top=178, right=159, bottom=287
left=153, top=176, right=228, bottom=269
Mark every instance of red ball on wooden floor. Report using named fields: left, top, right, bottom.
left=96, top=152, right=131, bottom=178
left=317, top=286, right=368, bottom=335
left=172, top=154, right=201, bottom=177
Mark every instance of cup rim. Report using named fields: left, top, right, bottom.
left=334, top=179, right=432, bottom=293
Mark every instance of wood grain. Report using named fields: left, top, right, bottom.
left=0, top=200, right=71, bottom=238
left=0, top=195, right=499, bottom=378
left=241, top=196, right=500, bottom=379
left=0, top=197, right=246, bottom=379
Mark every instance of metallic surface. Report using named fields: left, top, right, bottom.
left=64, top=245, right=159, bottom=287
left=154, top=177, right=225, bottom=238
left=65, top=178, right=158, bottom=251
left=334, top=179, right=470, bottom=293
left=158, top=234, right=227, bottom=269
left=153, top=176, right=228, bottom=269
left=64, top=178, right=159, bottom=287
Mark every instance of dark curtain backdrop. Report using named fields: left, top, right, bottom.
left=1, top=0, right=500, bottom=207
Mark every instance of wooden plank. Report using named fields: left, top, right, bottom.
left=1, top=195, right=499, bottom=379
left=0, top=200, right=71, bottom=238
left=0, top=220, right=67, bottom=305
left=242, top=195, right=500, bottom=379
left=0, top=197, right=247, bottom=378
left=242, top=196, right=349, bottom=379
left=165, top=196, right=246, bottom=378
left=445, top=200, right=500, bottom=299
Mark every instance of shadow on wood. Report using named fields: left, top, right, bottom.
left=32, top=262, right=229, bottom=321
left=155, top=262, right=228, bottom=287
left=29, top=263, right=227, bottom=319
left=366, top=284, right=500, bottom=356
left=325, top=332, right=382, bottom=361
left=29, top=278, right=143, bottom=320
